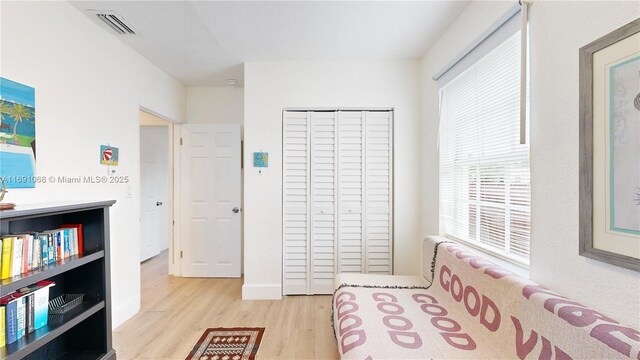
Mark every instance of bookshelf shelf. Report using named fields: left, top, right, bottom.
left=0, top=201, right=116, bottom=360
left=0, top=251, right=105, bottom=297
left=0, top=301, right=104, bottom=360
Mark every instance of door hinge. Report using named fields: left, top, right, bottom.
left=180, top=138, right=183, bottom=145
left=180, top=250, right=183, bottom=258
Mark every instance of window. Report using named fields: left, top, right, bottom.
left=439, top=30, right=530, bottom=264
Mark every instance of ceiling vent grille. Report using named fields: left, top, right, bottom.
left=94, top=11, right=136, bottom=35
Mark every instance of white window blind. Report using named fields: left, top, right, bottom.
left=439, top=30, right=530, bottom=264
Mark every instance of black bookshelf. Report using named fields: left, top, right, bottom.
left=0, top=201, right=116, bottom=360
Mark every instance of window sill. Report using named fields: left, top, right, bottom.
left=443, top=234, right=531, bottom=279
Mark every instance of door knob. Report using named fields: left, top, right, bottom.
left=156, top=201, right=163, bottom=206
left=232, top=207, right=240, bottom=213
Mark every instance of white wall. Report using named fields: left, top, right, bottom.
left=186, top=87, right=244, bottom=125
left=243, top=61, right=421, bottom=299
left=529, top=1, right=640, bottom=328
left=421, top=1, right=640, bottom=326
left=1, top=2, right=186, bottom=328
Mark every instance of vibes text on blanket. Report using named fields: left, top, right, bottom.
left=333, top=241, right=640, bottom=359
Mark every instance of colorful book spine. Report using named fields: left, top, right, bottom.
left=48, top=234, right=55, bottom=263
left=0, top=306, right=5, bottom=347
left=26, top=293, right=35, bottom=334
left=16, top=297, right=25, bottom=340
left=40, top=235, right=49, bottom=267
left=22, top=235, right=30, bottom=274
left=32, top=281, right=54, bottom=330
left=55, top=232, right=61, bottom=262
left=63, top=229, right=70, bottom=258
left=32, top=236, right=41, bottom=271
left=1, top=238, right=12, bottom=279
left=4, top=299, right=17, bottom=344
left=10, top=237, right=23, bottom=278
left=70, top=228, right=77, bottom=256
left=61, top=224, right=83, bottom=255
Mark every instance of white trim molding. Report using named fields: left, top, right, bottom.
left=242, top=283, right=283, bottom=300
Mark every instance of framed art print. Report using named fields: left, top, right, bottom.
left=579, top=19, right=640, bottom=271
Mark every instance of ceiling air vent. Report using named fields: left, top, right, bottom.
left=94, top=11, right=136, bottom=35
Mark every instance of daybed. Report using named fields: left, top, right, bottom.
left=332, top=236, right=640, bottom=359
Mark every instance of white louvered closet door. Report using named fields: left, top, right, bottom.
left=337, top=111, right=365, bottom=273
left=283, top=110, right=393, bottom=295
left=309, top=112, right=337, bottom=294
left=283, top=111, right=310, bottom=295
left=364, top=111, right=393, bottom=274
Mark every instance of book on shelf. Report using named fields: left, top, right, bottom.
left=10, top=237, right=23, bottom=278
left=15, top=296, right=25, bottom=340
left=19, top=280, right=54, bottom=331
left=0, top=238, right=11, bottom=280
left=1, top=292, right=23, bottom=345
left=22, top=234, right=32, bottom=275
left=25, top=292, right=35, bottom=334
left=0, top=281, right=55, bottom=345
left=0, top=306, right=5, bottom=348
left=1, top=226, right=84, bottom=280
left=60, top=224, right=83, bottom=256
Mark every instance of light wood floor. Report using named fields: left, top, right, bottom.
left=113, top=251, right=339, bottom=359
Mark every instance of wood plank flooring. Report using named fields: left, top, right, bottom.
left=113, top=251, right=339, bottom=359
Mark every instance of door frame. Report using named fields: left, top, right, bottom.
left=139, top=107, right=182, bottom=276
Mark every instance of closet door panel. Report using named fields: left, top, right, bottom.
left=309, top=112, right=336, bottom=294
left=283, top=112, right=310, bottom=294
left=365, top=111, right=393, bottom=274
left=337, top=111, right=365, bottom=273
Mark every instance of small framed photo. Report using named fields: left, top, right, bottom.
left=253, top=152, right=268, bottom=168
left=579, top=19, right=640, bottom=271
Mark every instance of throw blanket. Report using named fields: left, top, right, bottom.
left=333, top=241, right=640, bottom=359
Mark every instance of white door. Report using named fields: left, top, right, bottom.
left=282, top=111, right=310, bottom=294
left=364, top=111, right=393, bottom=274
left=309, top=111, right=337, bottom=294
left=140, top=126, right=170, bottom=262
left=337, top=111, right=365, bottom=273
left=180, top=124, right=241, bottom=277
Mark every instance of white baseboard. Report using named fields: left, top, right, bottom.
left=111, top=296, right=140, bottom=330
left=242, top=283, right=282, bottom=300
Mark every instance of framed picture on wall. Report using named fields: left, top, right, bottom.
left=579, top=19, right=640, bottom=271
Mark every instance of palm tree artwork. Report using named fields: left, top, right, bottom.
left=0, top=101, right=11, bottom=139
left=8, top=103, right=33, bottom=140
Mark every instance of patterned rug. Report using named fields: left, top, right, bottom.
left=185, top=327, right=265, bottom=360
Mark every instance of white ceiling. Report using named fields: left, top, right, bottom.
left=69, top=1, right=470, bottom=86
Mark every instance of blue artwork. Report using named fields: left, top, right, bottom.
left=253, top=152, right=268, bottom=168
left=608, top=56, right=640, bottom=235
left=0, top=78, right=36, bottom=188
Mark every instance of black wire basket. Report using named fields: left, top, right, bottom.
left=48, top=294, right=85, bottom=315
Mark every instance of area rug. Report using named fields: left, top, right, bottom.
left=185, top=327, right=265, bottom=360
